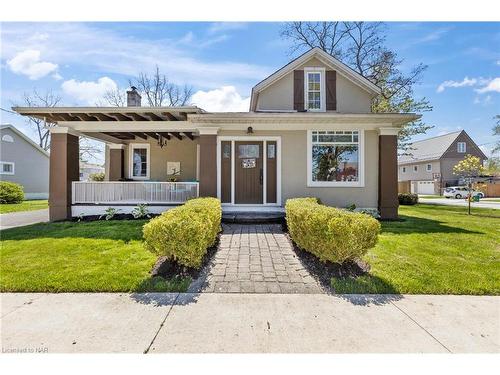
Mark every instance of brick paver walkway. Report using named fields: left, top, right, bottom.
left=198, top=224, right=322, bottom=294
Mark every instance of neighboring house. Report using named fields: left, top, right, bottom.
left=13, top=47, right=418, bottom=221
left=398, top=130, right=487, bottom=195
left=79, top=162, right=104, bottom=181
left=0, top=124, right=49, bottom=199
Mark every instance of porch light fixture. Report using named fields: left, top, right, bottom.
left=157, top=134, right=167, bottom=148
left=247, top=126, right=254, bottom=134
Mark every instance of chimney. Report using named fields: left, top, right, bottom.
left=126, top=86, right=141, bottom=107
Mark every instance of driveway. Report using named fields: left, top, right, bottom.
left=419, top=198, right=500, bottom=210
left=0, top=209, right=49, bottom=230
left=1, top=293, right=498, bottom=353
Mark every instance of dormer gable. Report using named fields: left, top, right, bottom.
left=250, top=47, right=381, bottom=113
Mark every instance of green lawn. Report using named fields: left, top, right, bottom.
left=332, top=204, right=500, bottom=295
left=0, top=220, right=190, bottom=292
left=0, top=200, right=48, bottom=214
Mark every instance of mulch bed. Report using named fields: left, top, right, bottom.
left=285, top=233, right=370, bottom=293
left=150, top=234, right=220, bottom=281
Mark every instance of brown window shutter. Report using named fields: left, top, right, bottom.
left=326, top=70, right=337, bottom=111
left=293, top=70, right=304, bottom=111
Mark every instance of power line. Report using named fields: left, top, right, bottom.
left=1, top=107, right=19, bottom=115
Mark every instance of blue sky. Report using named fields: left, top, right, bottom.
left=1, top=22, right=499, bottom=156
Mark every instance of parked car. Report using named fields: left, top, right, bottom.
left=443, top=186, right=485, bottom=199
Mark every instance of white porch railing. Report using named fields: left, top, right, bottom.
left=72, top=181, right=199, bottom=204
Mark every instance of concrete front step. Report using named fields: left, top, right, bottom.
left=221, top=211, right=285, bottom=224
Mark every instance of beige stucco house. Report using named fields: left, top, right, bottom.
left=398, top=130, right=487, bottom=195
left=13, top=47, right=418, bottom=221
left=0, top=124, right=49, bottom=199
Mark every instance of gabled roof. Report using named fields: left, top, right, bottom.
left=0, top=124, right=49, bottom=158
left=250, top=47, right=382, bottom=111
left=398, top=130, right=486, bottom=164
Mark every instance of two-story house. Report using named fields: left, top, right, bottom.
left=398, top=130, right=487, bottom=195
left=14, top=47, right=418, bottom=221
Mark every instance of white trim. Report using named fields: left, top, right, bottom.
left=0, top=161, right=15, bottom=175
left=128, top=143, right=150, bottom=180
left=413, top=165, right=418, bottom=173
left=426, top=163, right=432, bottom=172
left=306, top=129, right=365, bottom=187
left=304, top=67, right=326, bottom=112
left=108, top=144, right=126, bottom=150
left=197, top=127, right=219, bottom=135
left=216, top=136, right=282, bottom=206
left=222, top=205, right=285, bottom=213
left=378, top=127, right=400, bottom=136
left=457, top=142, right=466, bottom=153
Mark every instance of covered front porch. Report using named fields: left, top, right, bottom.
left=12, top=106, right=217, bottom=221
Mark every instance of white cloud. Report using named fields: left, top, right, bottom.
left=436, top=77, right=477, bottom=93
left=191, top=86, right=250, bottom=112
left=1, top=23, right=270, bottom=91
left=61, top=77, right=117, bottom=105
left=208, top=22, right=247, bottom=34
left=6, top=49, right=58, bottom=80
left=475, top=77, right=500, bottom=94
left=473, top=95, right=492, bottom=105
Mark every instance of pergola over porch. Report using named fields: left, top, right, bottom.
left=13, top=106, right=218, bottom=221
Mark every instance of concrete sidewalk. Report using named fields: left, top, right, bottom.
left=1, top=293, right=498, bottom=353
left=0, top=209, right=49, bottom=230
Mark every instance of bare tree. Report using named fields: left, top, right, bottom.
left=18, top=89, right=103, bottom=162
left=17, top=89, right=62, bottom=151
left=101, top=88, right=126, bottom=107
left=101, top=66, right=193, bottom=107
left=280, top=22, right=433, bottom=152
left=130, top=65, right=193, bottom=107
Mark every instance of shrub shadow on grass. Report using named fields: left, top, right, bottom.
left=381, top=215, right=482, bottom=235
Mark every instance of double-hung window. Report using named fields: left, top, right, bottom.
left=304, top=68, right=325, bottom=111
left=0, top=161, right=15, bottom=175
left=129, top=144, right=150, bottom=179
left=457, top=142, right=466, bottom=153
left=308, top=130, right=362, bottom=187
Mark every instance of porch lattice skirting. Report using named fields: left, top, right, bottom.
left=72, top=181, right=199, bottom=204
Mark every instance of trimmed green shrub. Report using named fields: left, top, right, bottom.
left=398, top=193, right=418, bottom=205
left=285, top=198, right=381, bottom=264
left=143, top=197, right=221, bottom=269
left=89, top=172, right=105, bottom=181
left=0, top=181, right=24, bottom=204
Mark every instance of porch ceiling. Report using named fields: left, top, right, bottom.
left=12, top=106, right=205, bottom=123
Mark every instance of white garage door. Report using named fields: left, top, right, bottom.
left=417, top=181, right=435, bottom=195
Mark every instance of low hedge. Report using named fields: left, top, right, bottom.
left=0, top=181, right=24, bottom=204
left=285, top=198, right=381, bottom=264
left=143, top=197, right=221, bottom=269
left=398, top=193, right=418, bottom=205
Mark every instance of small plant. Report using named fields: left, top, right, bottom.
left=398, top=193, right=418, bottom=205
left=132, top=204, right=151, bottom=219
left=354, top=208, right=381, bottom=219
left=88, top=172, right=105, bottom=181
left=100, top=207, right=120, bottom=221
left=346, top=203, right=356, bottom=211
left=0, top=181, right=24, bottom=204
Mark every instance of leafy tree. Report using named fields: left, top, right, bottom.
left=280, top=22, right=433, bottom=152
left=484, top=157, right=500, bottom=176
left=492, top=115, right=500, bottom=154
left=453, top=155, right=486, bottom=215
